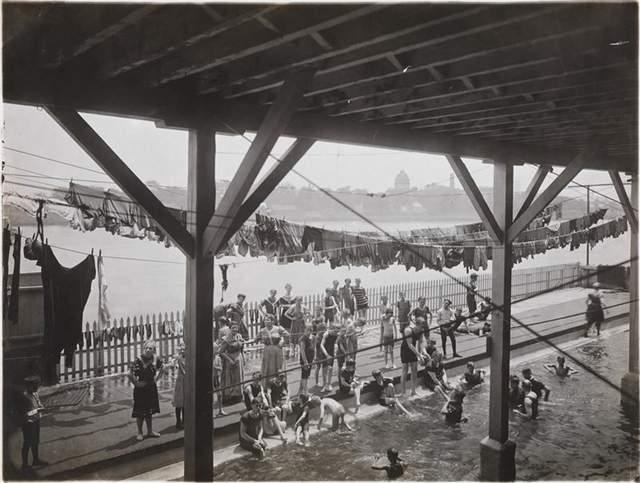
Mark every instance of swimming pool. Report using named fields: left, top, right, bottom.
left=214, top=330, right=639, bottom=481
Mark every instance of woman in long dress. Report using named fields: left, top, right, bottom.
left=170, top=343, right=186, bottom=429
left=585, top=282, right=605, bottom=336
left=285, top=297, right=307, bottom=359
left=129, top=341, right=165, bottom=440
left=220, top=323, right=245, bottom=404
left=257, top=315, right=289, bottom=389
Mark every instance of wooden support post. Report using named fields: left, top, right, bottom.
left=184, top=124, right=215, bottom=481
left=508, top=147, right=596, bottom=242
left=219, top=138, right=315, bottom=248
left=480, top=162, right=516, bottom=481
left=446, top=155, right=503, bottom=242
left=515, top=166, right=550, bottom=219
left=45, top=107, right=195, bottom=257
left=609, top=170, right=639, bottom=233
left=620, top=173, right=638, bottom=410
left=203, top=68, right=315, bottom=255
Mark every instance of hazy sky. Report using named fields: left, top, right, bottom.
left=2, top=103, right=619, bottom=204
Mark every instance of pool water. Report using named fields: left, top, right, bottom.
left=214, top=331, right=639, bottom=481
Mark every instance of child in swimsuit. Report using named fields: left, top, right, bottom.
left=312, top=396, right=353, bottom=432
left=339, top=359, right=363, bottom=412
left=294, top=393, right=311, bottom=446
left=544, top=356, right=579, bottom=378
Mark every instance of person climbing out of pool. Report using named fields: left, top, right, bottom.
left=440, top=383, right=468, bottom=424
left=544, top=356, right=579, bottom=377
left=312, top=396, right=353, bottom=432
left=367, top=370, right=411, bottom=417
left=371, top=447, right=407, bottom=479
left=294, top=393, right=311, bottom=446
left=522, top=367, right=550, bottom=401
left=268, top=372, right=292, bottom=422
left=460, top=361, right=485, bottom=388
left=423, top=343, right=452, bottom=393
left=257, top=395, right=287, bottom=444
left=239, top=398, right=268, bottom=458
left=339, top=358, right=363, bottom=412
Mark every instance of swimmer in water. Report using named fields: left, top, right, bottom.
left=371, top=447, right=407, bottom=479
left=521, top=380, right=539, bottom=420
left=544, top=356, right=579, bottom=377
left=460, top=361, right=485, bottom=388
left=522, top=367, right=550, bottom=401
left=439, top=383, right=468, bottom=424
left=311, top=396, right=353, bottom=432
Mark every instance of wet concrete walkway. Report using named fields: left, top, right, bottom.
left=4, top=288, right=630, bottom=480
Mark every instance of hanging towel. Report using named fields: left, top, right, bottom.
left=97, top=253, right=111, bottom=330
left=8, top=231, right=21, bottom=324
left=39, top=245, right=95, bottom=381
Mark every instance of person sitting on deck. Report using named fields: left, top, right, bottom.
left=460, top=361, right=485, bottom=388
left=243, top=372, right=266, bottom=411
left=256, top=395, right=287, bottom=443
left=239, top=398, right=267, bottom=457
left=339, top=358, right=363, bottom=412
left=311, top=396, right=353, bottom=432
left=268, top=372, right=292, bottom=420
left=476, top=298, right=492, bottom=322
left=544, top=356, right=579, bottom=378
left=371, top=447, right=407, bottom=479
left=522, top=367, right=550, bottom=401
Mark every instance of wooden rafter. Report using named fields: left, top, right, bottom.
left=446, top=155, right=503, bottom=242
left=45, top=107, right=195, bottom=257
left=202, top=69, right=315, bottom=255
left=609, top=170, right=639, bottom=233
left=150, top=5, right=383, bottom=86
left=98, top=6, right=280, bottom=78
left=219, top=138, right=315, bottom=248
left=507, top=146, right=597, bottom=242
left=515, top=166, right=551, bottom=219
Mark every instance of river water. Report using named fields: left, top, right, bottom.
left=15, top=221, right=630, bottom=321
left=214, top=330, right=638, bottom=481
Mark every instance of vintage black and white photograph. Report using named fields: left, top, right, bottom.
left=1, top=1, right=638, bottom=481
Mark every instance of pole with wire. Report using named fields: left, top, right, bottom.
left=586, top=185, right=590, bottom=266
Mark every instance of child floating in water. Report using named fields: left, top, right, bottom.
left=312, top=396, right=353, bottom=432
left=371, top=447, right=407, bottom=479
left=544, top=356, right=579, bottom=378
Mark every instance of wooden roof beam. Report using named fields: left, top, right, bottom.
left=98, top=5, right=280, bottom=78
left=202, top=69, right=315, bottom=256
left=609, top=170, right=638, bottom=233
left=310, top=31, right=333, bottom=51
left=45, top=107, right=195, bottom=257
left=508, top=146, right=596, bottom=242
left=446, top=155, right=503, bottom=242
left=150, top=5, right=384, bottom=86
left=212, top=4, right=564, bottom=98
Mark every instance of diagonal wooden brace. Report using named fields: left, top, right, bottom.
left=46, top=106, right=195, bottom=257
left=609, top=170, right=638, bottom=234
left=446, top=154, right=504, bottom=243
left=203, top=68, right=315, bottom=255
left=515, top=165, right=551, bottom=220
left=508, top=146, right=598, bottom=243
left=219, top=138, right=314, bottom=249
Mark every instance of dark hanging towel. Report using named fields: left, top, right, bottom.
left=39, top=245, right=95, bottom=383
left=8, top=231, right=21, bottom=324
left=219, top=264, right=229, bottom=303
left=3, top=227, right=11, bottom=318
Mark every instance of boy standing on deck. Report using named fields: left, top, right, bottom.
left=20, top=376, right=47, bottom=472
left=381, top=308, right=397, bottom=369
left=396, top=292, right=411, bottom=333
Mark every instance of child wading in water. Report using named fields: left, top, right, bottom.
left=294, top=393, right=311, bottom=446
left=312, top=396, right=353, bottom=432
left=381, top=308, right=397, bottom=369
left=372, top=448, right=407, bottom=479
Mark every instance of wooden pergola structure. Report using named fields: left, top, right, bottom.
left=3, top=3, right=638, bottom=480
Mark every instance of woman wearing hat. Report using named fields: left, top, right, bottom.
left=467, top=273, right=478, bottom=317
left=257, top=315, right=289, bottom=389
left=129, top=341, right=165, bottom=441
left=584, top=282, right=605, bottom=336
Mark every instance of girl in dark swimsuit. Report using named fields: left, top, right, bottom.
left=277, top=284, right=295, bottom=331
left=321, top=325, right=339, bottom=392
left=400, top=323, right=422, bottom=396
left=584, top=283, right=605, bottom=336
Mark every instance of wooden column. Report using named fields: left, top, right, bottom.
left=480, top=162, right=516, bottom=481
left=184, top=124, right=216, bottom=481
left=621, top=172, right=638, bottom=410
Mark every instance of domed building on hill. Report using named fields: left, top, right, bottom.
left=394, top=170, right=410, bottom=191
